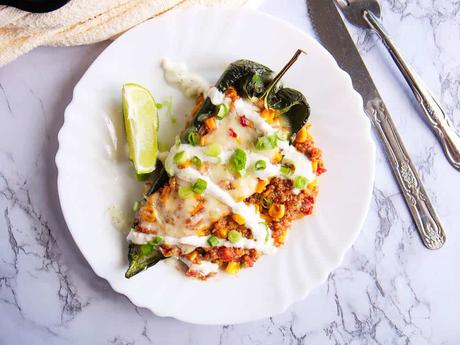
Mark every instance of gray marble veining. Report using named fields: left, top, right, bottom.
left=1, top=0, right=459, bottom=343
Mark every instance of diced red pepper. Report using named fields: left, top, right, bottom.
left=316, top=164, right=327, bottom=175
left=228, top=128, right=238, bottom=138
left=239, top=115, right=250, bottom=127
left=217, top=247, right=238, bottom=262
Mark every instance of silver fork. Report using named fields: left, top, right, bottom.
left=335, top=0, right=460, bottom=171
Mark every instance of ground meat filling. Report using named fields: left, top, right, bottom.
left=132, top=98, right=325, bottom=278
left=246, top=177, right=317, bottom=246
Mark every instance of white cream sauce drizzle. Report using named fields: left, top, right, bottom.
left=162, top=58, right=209, bottom=98
left=181, top=258, right=219, bottom=276
left=129, top=68, right=317, bottom=273
left=174, top=167, right=271, bottom=245
left=127, top=229, right=275, bottom=254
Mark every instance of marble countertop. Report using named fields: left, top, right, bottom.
left=1, top=0, right=459, bottom=343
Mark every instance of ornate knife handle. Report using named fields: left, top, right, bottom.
left=367, top=99, right=446, bottom=249
left=364, top=10, right=460, bottom=171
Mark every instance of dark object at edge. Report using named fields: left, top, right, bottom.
left=2, top=0, right=71, bottom=13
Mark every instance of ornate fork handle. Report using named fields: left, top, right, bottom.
left=367, top=99, right=446, bottom=249
left=364, top=10, right=460, bottom=171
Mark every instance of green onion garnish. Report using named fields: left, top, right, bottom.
left=259, top=222, right=270, bottom=242
left=132, top=201, right=142, bottom=213
left=178, top=186, right=193, bottom=199
left=216, top=103, right=229, bottom=119
left=205, top=143, right=222, bottom=157
left=280, top=164, right=293, bottom=176
left=191, top=156, right=202, bottom=167
left=192, top=178, right=207, bottom=195
left=228, top=230, right=242, bottom=243
left=294, top=176, right=307, bottom=189
left=207, top=235, right=220, bottom=247
left=140, top=243, right=153, bottom=255
left=254, top=160, right=266, bottom=171
left=151, top=236, right=164, bottom=245
left=173, top=151, right=187, bottom=164
left=276, top=131, right=288, bottom=141
left=255, top=134, right=278, bottom=151
left=251, top=74, right=264, bottom=94
left=187, top=130, right=198, bottom=146
left=261, top=196, right=273, bottom=209
left=229, top=148, right=247, bottom=172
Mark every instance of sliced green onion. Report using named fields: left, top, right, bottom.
left=228, top=230, right=242, bottom=243
left=229, top=148, right=247, bottom=172
left=216, top=103, right=229, bottom=119
left=132, top=200, right=142, bottom=213
left=261, top=196, right=272, bottom=209
left=151, top=236, right=164, bottom=246
left=207, top=235, right=220, bottom=247
left=276, top=131, right=288, bottom=141
left=187, top=130, right=198, bottom=146
left=205, top=143, right=222, bottom=157
left=178, top=186, right=193, bottom=199
left=191, top=156, right=202, bottom=167
left=260, top=222, right=270, bottom=242
left=140, top=243, right=153, bottom=255
left=173, top=151, right=187, bottom=164
left=192, top=178, right=207, bottom=195
left=280, top=164, right=293, bottom=176
left=294, top=176, right=307, bottom=189
left=255, top=134, right=278, bottom=151
left=254, top=160, right=266, bottom=171
left=251, top=74, right=264, bottom=94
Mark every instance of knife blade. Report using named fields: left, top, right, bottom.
left=308, top=0, right=446, bottom=249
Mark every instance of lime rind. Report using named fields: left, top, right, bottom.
left=122, top=83, right=159, bottom=175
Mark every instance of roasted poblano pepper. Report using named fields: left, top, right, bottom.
left=125, top=53, right=310, bottom=278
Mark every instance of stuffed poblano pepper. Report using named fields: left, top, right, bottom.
left=124, top=50, right=325, bottom=279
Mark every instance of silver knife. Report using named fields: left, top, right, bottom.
left=308, top=0, right=446, bottom=249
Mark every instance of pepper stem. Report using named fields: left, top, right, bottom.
left=263, top=49, right=306, bottom=108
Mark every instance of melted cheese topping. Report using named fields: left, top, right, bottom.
left=128, top=81, right=317, bottom=273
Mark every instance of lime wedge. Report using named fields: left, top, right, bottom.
left=122, top=83, right=159, bottom=175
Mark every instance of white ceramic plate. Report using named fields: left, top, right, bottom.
left=56, top=7, right=375, bottom=324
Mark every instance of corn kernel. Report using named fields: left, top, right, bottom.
left=295, top=126, right=309, bottom=143
left=256, top=179, right=268, bottom=193
left=225, top=261, right=241, bottom=275
left=277, top=230, right=287, bottom=245
left=199, top=135, right=208, bottom=146
left=160, top=186, right=170, bottom=204
left=312, top=160, right=318, bottom=173
left=260, top=213, right=270, bottom=221
left=195, top=228, right=208, bottom=236
left=260, top=109, right=275, bottom=123
left=232, top=213, right=245, bottom=225
left=187, top=251, right=198, bottom=263
left=178, top=160, right=191, bottom=169
left=204, top=116, right=217, bottom=131
left=269, top=204, right=285, bottom=219
left=215, top=227, right=229, bottom=239
left=143, top=206, right=156, bottom=223
left=272, top=150, right=282, bottom=164
left=308, top=179, right=317, bottom=190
